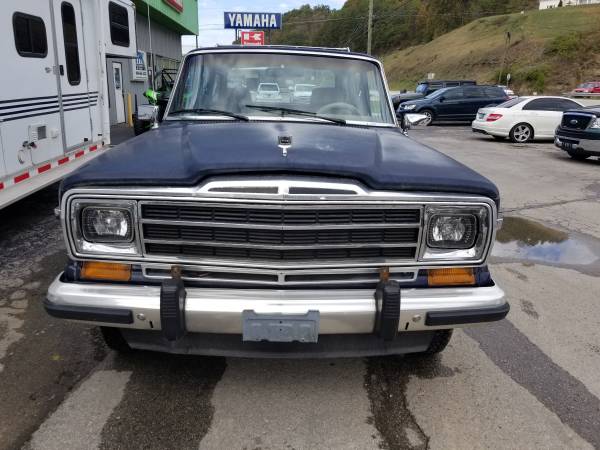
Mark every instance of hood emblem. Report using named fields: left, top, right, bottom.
left=570, top=119, right=579, bottom=125
left=278, top=136, right=292, bottom=157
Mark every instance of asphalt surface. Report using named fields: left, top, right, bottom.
left=1, top=123, right=599, bottom=449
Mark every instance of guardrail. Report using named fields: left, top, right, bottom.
left=568, top=92, right=600, bottom=98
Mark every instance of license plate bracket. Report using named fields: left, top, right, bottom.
left=242, top=310, right=319, bottom=343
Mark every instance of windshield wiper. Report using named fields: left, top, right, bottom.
left=169, top=108, right=249, bottom=121
left=245, top=105, right=347, bottom=125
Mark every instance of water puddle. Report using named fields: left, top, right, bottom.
left=492, top=217, right=600, bottom=275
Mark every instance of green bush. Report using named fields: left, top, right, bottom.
left=544, top=33, right=583, bottom=58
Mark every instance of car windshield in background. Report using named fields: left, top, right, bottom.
left=416, top=83, right=429, bottom=94
left=497, top=97, right=527, bottom=108
left=167, top=52, right=395, bottom=125
left=259, top=84, right=279, bottom=92
left=424, top=87, right=449, bottom=99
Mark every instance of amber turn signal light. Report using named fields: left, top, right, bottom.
left=81, top=262, right=131, bottom=282
left=428, top=268, right=475, bottom=286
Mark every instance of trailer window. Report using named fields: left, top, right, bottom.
left=109, top=2, right=130, bottom=47
left=61, top=2, right=81, bottom=85
left=13, top=13, right=48, bottom=58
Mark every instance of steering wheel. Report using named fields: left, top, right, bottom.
left=316, top=102, right=361, bottom=117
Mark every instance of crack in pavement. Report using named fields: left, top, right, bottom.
left=502, top=195, right=600, bottom=214
left=364, top=355, right=460, bottom=449
left=465, top=320, right=600, bottom=448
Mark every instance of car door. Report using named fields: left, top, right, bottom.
left=522, top=98, right=564, bottom=137
left=462, top=86, right=488, bottom=119
left=435, top=87, right=464, bottom=119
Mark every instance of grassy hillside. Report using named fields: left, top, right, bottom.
left=383, top=5, right=600, bottom=94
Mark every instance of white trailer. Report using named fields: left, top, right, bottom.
left=0, top=0, right=137, bottom=209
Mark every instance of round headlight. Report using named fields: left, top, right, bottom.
left=82, top=207, right=133, bottom=243
left=427, top=214, right=477, bottom=249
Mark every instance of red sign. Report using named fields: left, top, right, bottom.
left=241, top=31, right=265, bottom=46
left=163, top=0, right=183, bottom=12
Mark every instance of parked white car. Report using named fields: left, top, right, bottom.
left=291, top=83, right=315, bottom=104
left=256, top=82, right=282, bottom=102
left=472, top=96, right=584, bottom=143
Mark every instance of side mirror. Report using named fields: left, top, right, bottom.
left=438, top=96, right=445, bottom=102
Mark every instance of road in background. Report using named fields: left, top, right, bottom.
left=1, top=125, right=599, bottom=449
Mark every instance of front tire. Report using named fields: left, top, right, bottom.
left=100, top=327, right=133, bottom=353
left=418, top=329, right=453, bottom=355
left=567, top=151, right=591, bottom=161
left=509, top=123, right=534, bottom=143
left=420, top=109, right=434, bottom=126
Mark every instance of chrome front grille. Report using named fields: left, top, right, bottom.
left=139, top=201, right=423, bottom=265
left=561, top=113, right=594, bottom=130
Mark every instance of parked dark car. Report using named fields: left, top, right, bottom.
left=555, top=106, right=600, bottom=160
left=397, top=85, right=509, bottom=125
left=391, top=80, right=476, bottom=109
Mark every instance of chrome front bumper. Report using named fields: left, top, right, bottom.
left=555, top=134, right=600, bottom=154
left=46, top=275, right=507, bottom=334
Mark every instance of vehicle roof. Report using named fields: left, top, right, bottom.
left=516, top=95, right=581, bottom=100
left=188, top=45, right=374, bottom=60
left=418, top=80, right=476, bottom=84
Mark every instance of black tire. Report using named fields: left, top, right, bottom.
left=509, top=123, right=534, bottom=143
left=418, top=329, right=453, bottom=355
left=492, top=135, right=506, bottom=141
left=567, top=151, right=591, bottom=161
left=133, top=115, right=150, bottom=136
left=100, top=327, right=133, bottom=353
left=420, top=109, right=434, bottom=126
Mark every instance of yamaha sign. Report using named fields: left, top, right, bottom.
left=224, top=12, right=282, bottom=29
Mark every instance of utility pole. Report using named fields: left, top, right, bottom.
left=367, top=0, right=373, bottom=55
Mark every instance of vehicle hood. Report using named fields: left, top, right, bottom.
left=564, top=107, right=600, bottom=116
left=61, top=121, right=499, bottom=204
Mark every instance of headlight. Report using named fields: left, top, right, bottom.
left=403, top=104, right=416, bottom=110
left=427, top=214, right=477, bottom=249
left=69, top=199, right=140, bottom=256
left=590, top=117, right=600, bottom=129
left=82, top=207, right=133, bottom=242
left=421, top=205, right=491, bottom=261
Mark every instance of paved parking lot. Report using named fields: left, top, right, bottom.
left=0, top=125, right=599, bottom=450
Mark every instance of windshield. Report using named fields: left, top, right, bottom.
left=415, top=83, right=429, bottom=94
left=295, top=84, right=314, bottom=93
left=424, top=87, right=449, bottom=99
left=168, top=52, right=394, bottom=125
left=259, top=84, right=279, bottom=92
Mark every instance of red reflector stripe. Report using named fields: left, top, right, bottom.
left=58, top=157, right=69, bottom=165
left=90, top=145, right=98, bottom=151
left=0, top=182, right=4, bottom=190
left=75, top=150, right=84, bottom=158
left=37, top=164, right=51, bottom=174
left=14, top=172, right=30, bottom=183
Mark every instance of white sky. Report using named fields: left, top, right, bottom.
left=181, top=0, right=346, bottom=53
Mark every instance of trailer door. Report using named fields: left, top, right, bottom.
left=52, top=0, right=93, bottom=150
left=1, top=3, right=63, bottom=171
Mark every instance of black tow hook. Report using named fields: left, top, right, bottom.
left=374, top=267, right=401, bottom=341
left=160, top=266, right=187, bottom=341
